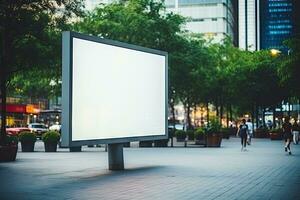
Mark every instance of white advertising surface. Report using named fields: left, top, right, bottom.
left=71, top=37, right=166, bottom=141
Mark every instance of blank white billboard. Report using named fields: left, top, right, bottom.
left=62, top=32, right=167, bottom=145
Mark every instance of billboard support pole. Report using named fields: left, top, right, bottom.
left=108, top=143, right=124, bottom=170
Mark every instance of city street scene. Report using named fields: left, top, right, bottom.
left=1, top=0, right=300, bottom=199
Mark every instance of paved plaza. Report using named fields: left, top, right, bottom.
left=1, top=138, right=300, bottom=200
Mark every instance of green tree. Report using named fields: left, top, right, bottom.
left=0, top=0, right=84, bottom=143
left=279, top=37, right=300, bottom=98
left=75, top=0, right=188, bottom=124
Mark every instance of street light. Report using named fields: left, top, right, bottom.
left=270, top=49, right=281, bottom=57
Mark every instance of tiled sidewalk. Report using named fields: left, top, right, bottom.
left=0, top=138, right=299, bottom=200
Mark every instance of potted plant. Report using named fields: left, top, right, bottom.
left=186, top=130, right=195, bottom=140
left=0, top=135, right=18, bottom=162
left=194, top=127, right=206, bottom=145
left=269, top=128, right=283, bottom=140
left=205, top=119, right=222, bottom=147
left=19, top=131, right=37, bottom=152
left=42, top=131, right=60, bottom=152
left=175, top=130, right=186, bottom=142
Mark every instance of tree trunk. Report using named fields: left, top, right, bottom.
left=273, top=107, right=276, bottom=128
left=186, top=104, right=192, bottom=130
left=229, top=104, right=233, bottom=122
left=251, top=104, right=255, bottom=132
left=226, top=105, right=229, bottom=128
left=216, top=101, right=219, bottom=117
left=220, top=102, right=223, bottom=124
left=0, top=78, right=7, bottom=143
left=287, top=101, right=291, bottom=118
left=255, top=104, right=259, bottom=128
left=193, top=105, right=197, bottom=127
left=206, top=102, right=209, bottom=126
left=262, top=107, right=266, bottom=127
left=1, top=18, right=8, bottom=143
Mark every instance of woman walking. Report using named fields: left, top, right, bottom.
left=292, top=120, right=300, bottom=144
left=283, top=117, right=292, bottom=155
left=237, top=119, right=248, bottom=151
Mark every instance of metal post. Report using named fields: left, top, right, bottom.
left=108, top=143, right=124, bottom=170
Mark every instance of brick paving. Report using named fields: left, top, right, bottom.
left=0, top=138, right=300, bottom=200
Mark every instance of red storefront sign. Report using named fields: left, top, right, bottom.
left=0, top=104, right=27, bottom=113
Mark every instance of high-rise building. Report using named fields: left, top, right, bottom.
left=84, top=0, right=238, bottom=44
left=238, top=0, right=259, bottom=51
left=238, top=0, right=300, bottom=52
left=260, top=0, right=299, bottom=52
left=165, top=0, right=238, bottom=44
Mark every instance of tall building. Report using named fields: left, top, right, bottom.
left=238, top=0, right=300, bottom=52
left=260, top=0, right=299, bottom=52
left=238, top=0, right=259, bottom=51
left=84, top=0, right=238, bottom=44
left=165, top=0, right=238, bottom=44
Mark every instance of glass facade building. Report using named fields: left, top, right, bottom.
left=260, top=0, right=299, bottom=52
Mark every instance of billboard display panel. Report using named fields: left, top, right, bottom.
left=61, top=32, right=168, bottom=146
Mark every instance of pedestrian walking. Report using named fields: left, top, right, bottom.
left=246, top=119, right=253, bottom=145
left=292, top=120, right=300, bottom=144
left=282, top=117, right=292, bottom=155
left=237, top=119, right=248, bottom=151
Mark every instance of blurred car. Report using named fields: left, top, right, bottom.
left=49, top=124, right=61, bottom=133
left=28, top=123, right=48, bottom=138
left=6, top=127, right=31, bottom=136
left=168, top=124, right=184, bottom=130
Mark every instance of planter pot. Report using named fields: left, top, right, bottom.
left=255, top=129, right=269, bottom=138
left=70, top=146, right=82, bottom=152
left=269, top=132, right=283, bottom=140
left=154, top=139, right=169, bottom=147
left=139, top=141, right=153, bottom=147
left=206, top=134, right=222, bottom=147
left=44, top=142, right=58, bottom=152
left=21, top=141, right=35, bottom=152
left=0, top=144, right=18, bottom=162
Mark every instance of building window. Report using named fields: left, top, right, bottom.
left=212, top=18, right=217, bottom=21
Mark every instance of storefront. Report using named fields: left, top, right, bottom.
left=0, top=104, right=40, bottom=127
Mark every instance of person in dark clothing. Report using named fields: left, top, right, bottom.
left=283, top=117, right=292, bottom=155
left=237, top=119, right=248, bottom=151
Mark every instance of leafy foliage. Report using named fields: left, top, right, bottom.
left=18, top=132, right=37, bottom=143
left=42, top=131, right=60, bottom=143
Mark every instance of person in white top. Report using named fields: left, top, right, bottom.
left=246, top=119, right=253, bottom=145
